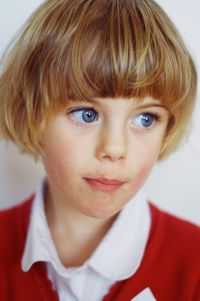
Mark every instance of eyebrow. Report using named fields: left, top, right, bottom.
left=136, top=102, right=169, bottom=111
left=82, top=97, right=168, bottom=109
left=72, top=97, right=169, bottom=113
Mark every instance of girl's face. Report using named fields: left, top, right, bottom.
left=41, top=97, right=169, bottom=219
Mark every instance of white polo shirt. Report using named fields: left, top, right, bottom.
left=22, top=179, right=151, bottom=301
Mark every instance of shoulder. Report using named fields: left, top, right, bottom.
left=0, top=196, right=33, bottom=228
left=149, top=202, right=200, bottom=238
left=143, top=203, right=200, bottom=296
left=148, top=202, right=200, bottom=263
left=0, top=196, right=34, bottom=260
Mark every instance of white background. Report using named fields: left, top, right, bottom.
left=0, top=0, right=200, bottom=225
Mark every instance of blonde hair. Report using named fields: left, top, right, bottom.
left=0, top=0, right=197, bottom=160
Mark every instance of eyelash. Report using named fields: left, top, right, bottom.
left=133, top=112, right=161, bottom=129
left=67, top=107, right=161, bottom=128
left=68, top=107, right=98, bottom=126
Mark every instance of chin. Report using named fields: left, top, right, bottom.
left=83, top=205, right=120, bottom=220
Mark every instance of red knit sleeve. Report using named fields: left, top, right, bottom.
left=0, top=263, right=9, bottom=301
left=194, top=281, right=200, bottom=301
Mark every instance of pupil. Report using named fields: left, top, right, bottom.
left=142, top=114, right=153, bottom=127
left=83, top=110, right=96, bottom=122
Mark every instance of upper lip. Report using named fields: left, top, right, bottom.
left=84, top=178, right=125, bottom=185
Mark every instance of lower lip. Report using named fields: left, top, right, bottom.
left=84, top=179, right=124, bottom=192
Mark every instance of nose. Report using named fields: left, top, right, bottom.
left=96, top=124, right=127, bottom=162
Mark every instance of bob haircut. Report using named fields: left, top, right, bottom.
left=0, top=0, right=197, bottom=160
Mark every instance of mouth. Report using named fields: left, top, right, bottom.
left=84, top=178, right=125, bottom=192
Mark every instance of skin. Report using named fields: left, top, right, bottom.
left=41, top=97, right=169, bottom=266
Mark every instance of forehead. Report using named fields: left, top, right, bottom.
left=71, top=96, right=162, bottom=106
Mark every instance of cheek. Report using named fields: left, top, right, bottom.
left=130, top=164, right=152, bottom=190
left=42, top=137, right=92, bottom=192
left=129, top=149, right=159, bottom=190
left=42, top=142, right=76, bottom=182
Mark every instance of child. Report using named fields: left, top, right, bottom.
left=0, top=0, right=199, bottom=300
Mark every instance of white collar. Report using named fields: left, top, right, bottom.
left=22, top=178, right=151, bottom=281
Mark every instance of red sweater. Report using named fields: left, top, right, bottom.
left=0, top=196, right=200, bottom=301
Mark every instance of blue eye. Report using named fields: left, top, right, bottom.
left=132, top=113, right=157, bottom=128
left=69, top=108, right=98, bottom=124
